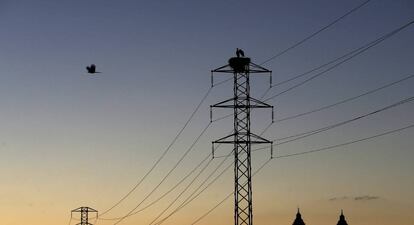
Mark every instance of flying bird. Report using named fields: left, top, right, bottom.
left=236, top=48, right=245, bottom=58
left=86, top=64, right=101, bottom=74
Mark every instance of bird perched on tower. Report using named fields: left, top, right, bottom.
left=236, top=48, right=245, bottom=58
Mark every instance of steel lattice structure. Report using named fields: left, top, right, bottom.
left=71, top=207, right=98, bottom=225
left=211, top=56, right=273, bottom=225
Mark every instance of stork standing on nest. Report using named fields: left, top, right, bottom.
left=236, top=48, right=245, bottom=58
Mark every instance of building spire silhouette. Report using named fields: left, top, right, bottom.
left=337, top=209, right=348, bottom=225
left=292, top=208, right=306, bottom=225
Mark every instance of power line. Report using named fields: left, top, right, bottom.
left=256, top=0, right=370, bottom=99
left=157, top=95, right=414, bottom=222
left=256, top=0, right=373, bottom=100
left=189, top=159, right=272, bottom=225
left=149, top=72, right=414, bottom=223
left=275, top=123, right=414, bottom=158
left=257, top=73, right=414, bottom=136
left=273, top=74, right=414, bottom=123
left=147, top=154, right=229, bottom=225
left=214, top=43, right=367, bottom=123
left=154, top=133, right=273, bottom=224
left=156, top=92, right=410, bottom=224
left=214, top=0, right=373, bottom=102
left=259, top=0, right=373, bottom=65
left=99, top=149, right=232, bottom=225
left=143, top=59, right=268, bottom=225
left=264, top=35, right=386, bottom=91
left=62, top=2, right=406, bottom=223
left=153, top=93, right=414, bottom=223
left=188, top=123, right=414, bottom=224
left=215, top=71, right=414, bottom=131
left=101, top=16, right=413, bottom=225
left=263, top=19, right=414, bottom=101
left=154, top=154, right=234, bottom=225
left=256, top=96, right=414, bottom=150
left=113, top=122, right=211, bottom=224
left=97, top=84, right=239, bottom=221
left=127, top=17, right=414, bottom=225
left=99, top=87, right=212, bottom=217
left=102, top=144, right=235, bottom=223
left=152, top=69, right=413, bottom=225
left=213, top=19, right=414, bottom=124
left=98, top=155, right=213, bottom=221
left=190, top=191, right=231, bottom=225
left=149, top=133, right=237, bottom=225
left=98, top=130, right=235, bottom=222
left=211, top=95, right=414, bottom=156
left=212, top=77, right=233, bottom=87
left=150, top=133, right=236, bottom=225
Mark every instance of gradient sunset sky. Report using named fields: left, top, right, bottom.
left=1, top=0, right=414, bottom=225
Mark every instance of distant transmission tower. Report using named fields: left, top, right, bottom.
left=71, top=207, right=98, bottom=225
left=210, top=52, right=273, bottom=225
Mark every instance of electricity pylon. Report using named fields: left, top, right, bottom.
left=210, top=54, right=273, bottom=225
left=71, top=207, right=98, bottom=225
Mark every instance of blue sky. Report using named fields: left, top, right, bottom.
left=0, top=1, right=413, bottom=225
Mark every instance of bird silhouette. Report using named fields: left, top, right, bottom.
left=86, top=64, right=101, bottom=74
left=236, top=48, right=245, bottom=58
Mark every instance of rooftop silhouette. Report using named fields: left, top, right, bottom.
left=292, top=208, right=306, bottom=225
left=291, top=209, right=350, bottom=225
left=337, top=210, right=349, bottom=225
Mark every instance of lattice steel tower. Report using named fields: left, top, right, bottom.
left=211, top=54, right=273, bottom=225
left=71, top=207, right=98, bottom=225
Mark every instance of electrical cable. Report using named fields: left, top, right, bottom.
left=65, top=2, right=410, bottom=223
left=260, top=0, right=373, bottom=65
left=100, top=14, right=413, bottom=225
left=98, top=79, right=236, bottom=220
left=273, top=74, right=414, bottom=123
left=99, top=130, right=233, bottom=222
left=255, top=96, right=414, bottom=151
left=188, top=123, right=414, bottom=224
left=256, top=0, right=373, bottom=99
left=99, top=87, right=213, bottom=217
left=113, top=122, right=211, bottom=224
left=189, top=158, right=272, bottom=225
left=213, top=95, right=414, bottom=156
left=150, top=70, right=414, bottom=224
left=275, top=123, right=414, bottom=158
left=156, top=95, right=414, bottom=222
left=149, top=17, right=414, bottom=225
left=213, top=77, right=233, bottom=87
left=150, top=133, right=236, bottom=225
left=98, top=155, right=212, bottom=221
left=154, top=154, right=234, bottom=225
left=148, top=153, right=230, bottom=225
left=213, top=20, right=414, bottom=124
left=263, top=19, right=414, bottom=101
left=263, top=35, right=385, bottom=91
left=151, top=72, right=414, bottom=225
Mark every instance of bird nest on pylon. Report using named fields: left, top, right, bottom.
left=228, top=57, right=251, bottom=73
